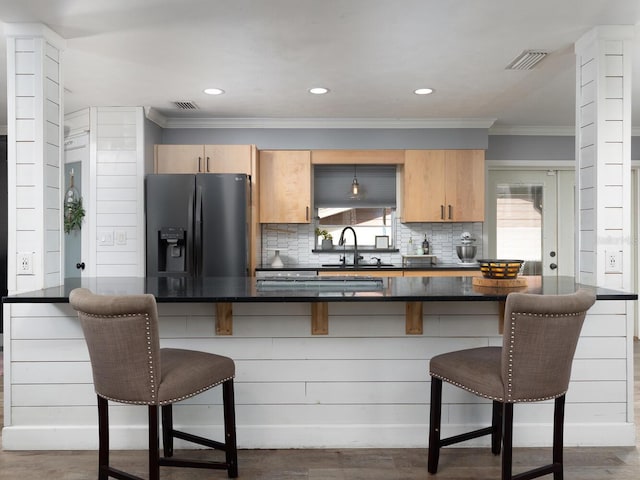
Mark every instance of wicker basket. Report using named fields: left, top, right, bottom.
left=477, top=259, right=524, bottom=279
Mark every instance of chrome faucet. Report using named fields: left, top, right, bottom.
left=338, top=226, right=362, bottom=266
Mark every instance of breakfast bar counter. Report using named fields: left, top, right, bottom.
left=3, top=275, right=633, bottom=303
left=2, top=276, right=637, bottom=451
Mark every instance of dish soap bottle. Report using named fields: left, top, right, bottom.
left=407, top=237, right=414, bottom=255
left=422, top=235, right=429, bottom=255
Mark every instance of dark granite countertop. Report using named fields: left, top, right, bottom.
left=256, top=263, right=480, bottom=272
left=2, top=276, right=635, bottom=304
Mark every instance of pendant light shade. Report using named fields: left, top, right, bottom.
left=351, top=177, right=359, bottom=196
left=349, top=165, right=361, bottom=199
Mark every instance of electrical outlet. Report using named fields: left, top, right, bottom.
left=17, top=252, right=34, bottom=275
left=605, top=250, right=622, bottom=273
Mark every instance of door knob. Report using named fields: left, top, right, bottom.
left=549, top=263, right=557, bottom=270
left=76, top=262, right=85, bottom=270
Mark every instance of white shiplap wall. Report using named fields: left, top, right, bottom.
left=575, top=26, right=633, bottom=290
left=2, top=299, right=633, bottom=450
left=6, top=25, right=65, bottom=293
left=89, top=107, right=146, bottom=277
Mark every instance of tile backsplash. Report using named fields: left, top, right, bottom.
left=261, top=220, right=483, bottom=266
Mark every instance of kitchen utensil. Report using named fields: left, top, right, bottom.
left=456, top=245, right=477, bottom=263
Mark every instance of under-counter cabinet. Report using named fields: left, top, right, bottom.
left=402, top=150, right=485, bottom=222
left=318, top=270, right=403, bottom=277
left=403, top=269, right=482, bottom=277
left=154, top=144, right=255, bottom=174
left=259, top=150, right=311, bottom=223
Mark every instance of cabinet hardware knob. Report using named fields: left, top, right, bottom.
left=206, top=156, right=210, bottom=172
left=440, top=205, right=444, bottom=220
left=550, top=263, right=558, bottom=270
left=448, top=205, right=452, bottom=220
left=198, top=156, right=202, bottom=173
left=76, top=262, right=85, bottom=270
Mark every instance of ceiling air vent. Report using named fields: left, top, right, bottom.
left=173, top=101, right=199, bottom=110
left=506, top=50, right=548, bottom=70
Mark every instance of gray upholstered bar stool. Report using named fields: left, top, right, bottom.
left=69, top=288, right=238, bottom=480
left=427, top=288, right=596, bottom=480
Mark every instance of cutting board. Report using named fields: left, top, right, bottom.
left=472, top=277, right=528, bottom=288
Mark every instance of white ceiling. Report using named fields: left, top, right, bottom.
left=0, top=0, right=639, bottom=132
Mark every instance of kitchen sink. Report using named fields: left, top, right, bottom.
left=321, top=263, right=395, bottom=268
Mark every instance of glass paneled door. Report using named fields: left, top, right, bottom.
left=63, top=132, right=89, bottom=278
left=486, top=170, right=575, bottom=277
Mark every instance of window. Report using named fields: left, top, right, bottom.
left=317, top=207, right=395, bottom=248
left=496, top=184, right=542, bottom=274
left=314, top=164, right=397, bottom=248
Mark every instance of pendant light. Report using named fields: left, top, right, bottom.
left=349, top=165, right=360, bottom=199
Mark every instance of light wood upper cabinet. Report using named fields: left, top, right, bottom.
left=259, top=150, right=311, bottom=223
left=402, top=150, right=485, bottom=222
left=155, top=144, right=204, bottom=173
left=204, top=145, right=253, bottom=174
left=154, top=144, right=254, bottom=174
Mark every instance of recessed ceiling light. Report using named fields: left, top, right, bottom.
left=414, top=88, right=434, bottom=95
left=309, top=87, right=329, bottom=95
left=203, top=88, right=225, bottom=95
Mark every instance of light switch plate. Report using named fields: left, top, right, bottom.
left=115, top=230, right=127, bottom=245
left=99, top=231, right=114, bottom=246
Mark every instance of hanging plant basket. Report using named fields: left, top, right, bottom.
left=64, top=196, right=85, bottom=233
left=64, top=169, right=85, bottom=234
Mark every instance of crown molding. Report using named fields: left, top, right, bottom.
left=488, top=125, right=576, bottom=136
left=143, top=110, right=640, bottom=136
left=143, top=110, right=496, bottom=129
left=144, top=107, right=169, bottom=128
left=3, top=22, right=66, bottom=50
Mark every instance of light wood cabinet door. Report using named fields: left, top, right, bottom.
left=155, top=144, right=255, bottom=174
left=444, top=150, right=485, bottom=222
left=402, top=150, right=484, bottom=222
left=259, top=150, right=311, bottom=223
left=402, top=150, right=446, bottom=222
left=204, top=145, right=253, bottom=174
left=155, top=144, right=205, bottom=173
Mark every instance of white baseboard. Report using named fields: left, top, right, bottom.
left=2, top=423, right=636, bottom=450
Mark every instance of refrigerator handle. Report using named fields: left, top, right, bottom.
left=187, top=187, right=195, bottom=275
left=195, top=184, right=203, bottom=276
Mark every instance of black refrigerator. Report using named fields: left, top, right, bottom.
left=145, top=174, right=250, bottom=277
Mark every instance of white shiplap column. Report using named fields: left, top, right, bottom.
left=5, top=23, right=66, bottom=293
left=575, top=26, right=634, bottom=289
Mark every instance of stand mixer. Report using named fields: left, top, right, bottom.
left=456, top=232, right=477, bottom=264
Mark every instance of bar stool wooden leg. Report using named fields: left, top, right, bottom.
left=97, top=396, right=109, bottom=480
left=491, top=400, right=503, bottom=455
left=553, top=395, right=566, bottom=480
left=149, top=405, right=160, bottom=480
left=223, top=379, right=239, bottom=478
left=427, top=377, right=443, bottom=474
left=501, top=403, right=514, bottom=480
left=161, top=405, right=174, bottom=457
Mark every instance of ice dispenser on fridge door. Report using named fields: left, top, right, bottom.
left=158, top=227, right=186, bottom=273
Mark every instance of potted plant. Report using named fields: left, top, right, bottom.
left=315, top=228, right=333, bottom=250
